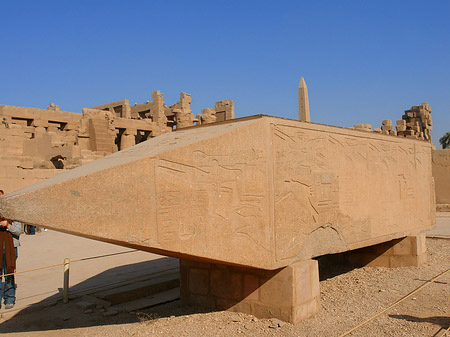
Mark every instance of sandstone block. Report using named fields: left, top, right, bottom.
left=211, top=269, right=242, bottom=300
left=180, top=258, right=319, bottom=324
left=260, top=268, right=294, bottom=306
left=243, top=274, right=259, bottom=301
left=188, top=268, right=210, bottom=295
left=0, top=116, right=434, bottom=270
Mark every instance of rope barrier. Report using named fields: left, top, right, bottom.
left=1, top=249, right=139, bottom=278
left=0, top=247, right=178, bottom=314
left=2, top=266, right=180, bottom=314
left=71, top=249, right=139, bottom=262
left=339, top=266, right=450, bottom=337
left=2, top=263, right=63, bottom=278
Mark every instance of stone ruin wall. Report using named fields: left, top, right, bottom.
left=432, top=149, right=450, bottom=210
left=352, top=102, right=433, bottom=141
left=0, top=91, right=234, bottom=194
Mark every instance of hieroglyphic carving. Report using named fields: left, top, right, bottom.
left=153, top=124, right=272, bottom=263
left=0, top=116, right=434, bottom=270
left=272, top=121, right=433, bottom=262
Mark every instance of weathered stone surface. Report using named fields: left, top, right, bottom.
left=298, top=77, right=310, bottom=122
left=433, top=149, right=450, bottom=205
left=0, top=116, right=434, bottom=269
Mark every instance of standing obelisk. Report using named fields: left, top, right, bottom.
left=298, top=76, right=310, bottom=122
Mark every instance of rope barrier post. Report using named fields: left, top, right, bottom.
left=63, top=258, right=70, bottom=303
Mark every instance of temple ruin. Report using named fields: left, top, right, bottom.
left=353, top=102, right=433, bottom=141
left=0, top=91, right=234, bottom=193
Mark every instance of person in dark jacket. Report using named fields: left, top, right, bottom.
left=0, top=190, right=21, bottom=309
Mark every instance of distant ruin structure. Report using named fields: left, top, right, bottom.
left=353, top=102, right=433, bottom=143
left=0, top=92, right=234, bottom=192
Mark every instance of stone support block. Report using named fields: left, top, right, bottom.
left=342, top=234, right=427, bottom=268
left=180, top=259, right=320, bottom=324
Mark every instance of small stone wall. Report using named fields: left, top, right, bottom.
left=433, top=149, right=450, bottom=208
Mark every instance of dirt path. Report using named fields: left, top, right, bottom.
left=1, top=237, right=449, bottom=336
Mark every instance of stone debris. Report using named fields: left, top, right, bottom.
left=102, top=309, right=119, bottom=317
left=75, top=300, right=96, bottom=311
left=398, top=102, right=433, bottom=140
left=373, top=102, right=433, bottom=141
left=81, top=295, right=111, bottom=309
left=269, top=318, right=286, bottom=328
left=381, top=119, right=396, bottom=135
left=230, top=314, right=243, bottom=322
left=353, top=124, right=372, bottom=132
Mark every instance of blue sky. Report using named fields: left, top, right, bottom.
left=1, top=0, right=449, bottom=147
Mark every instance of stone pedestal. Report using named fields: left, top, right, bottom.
left=180, top=259, right=320, bottom=324
left=343, top=234, right=427, bottom=267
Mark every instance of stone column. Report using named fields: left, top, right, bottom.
left=180, top=259, right=320, bottom=324
left=151, top=91, right=168, bottom=128
left=120, top=128, right=137, bottom=150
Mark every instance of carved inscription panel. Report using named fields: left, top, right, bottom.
left=272, top=121, right=433, bottom=263
left=154, top=120, right=273, bottom=267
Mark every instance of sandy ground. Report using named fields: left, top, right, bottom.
left=0, top=214, right=449, bottom=336
left=1, top=229, right=177, bottom=318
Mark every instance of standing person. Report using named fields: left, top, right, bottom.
left=0, top=190, right=21, bottom=309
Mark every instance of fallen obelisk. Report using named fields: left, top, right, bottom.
left=0, top=115, right=435, bottom=323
